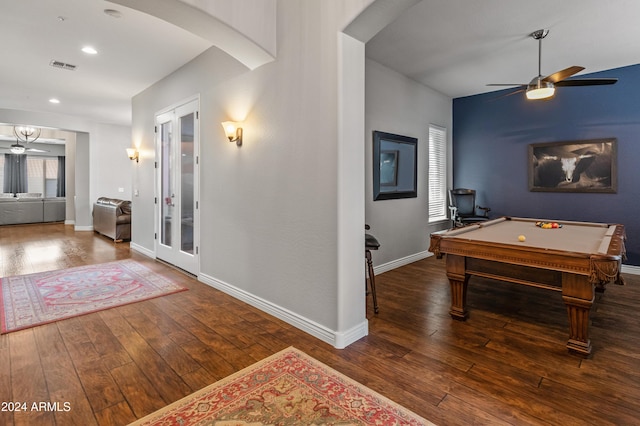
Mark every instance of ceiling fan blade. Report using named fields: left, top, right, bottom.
left=26, top=148, right=49, bottom=153
left=542, top=66, right=585, bottom=83
left=486, top=84, right=526, bottom=87
left=555, top=78, right=618, bottom=87
left=487, top=87, right=526, bottom=102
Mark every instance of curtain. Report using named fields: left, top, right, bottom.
left=3, top=153, right=27, bottom=194
left=57, top=156, right=66, bottom=197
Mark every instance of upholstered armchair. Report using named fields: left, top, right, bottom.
left=92, top=197, right=132, bottom=242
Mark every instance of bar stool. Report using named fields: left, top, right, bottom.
left=365, top=225, right=380, bottom=314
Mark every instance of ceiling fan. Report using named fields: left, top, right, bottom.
left=0, top=142, right=49, bottom=154
left=488, top=29, right=618, bottom=100
left=0, top=125, right=49, bottom=153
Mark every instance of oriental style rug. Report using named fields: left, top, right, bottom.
left=1, top=260, right=187, bottom=333
left=129, top=347, right=434, bottom=426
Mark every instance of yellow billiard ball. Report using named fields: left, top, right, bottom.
left=518, top=235, right=526, bottom=242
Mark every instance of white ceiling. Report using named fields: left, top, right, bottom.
left=366, top=0, right=640, bottom=98
left=0, top=0, right=211, bottom=126
left=1, top=0, right=639, bottom=131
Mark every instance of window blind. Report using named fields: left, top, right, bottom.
left=428, top=125, right=447, bottom=222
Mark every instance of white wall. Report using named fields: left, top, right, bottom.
left=90, top=123, right=134, bottom=201
left=365, top=59, right=452, bottom=269
left=131, top=1, right=374, bottom=348
left=130, top=47, right=248, bottom=251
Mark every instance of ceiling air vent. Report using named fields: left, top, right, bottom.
left=49, top=60, right=77, bottom=71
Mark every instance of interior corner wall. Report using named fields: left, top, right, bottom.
left=65, top=133, right=76, bottom=223
left=74, top=132, right=91, bottom=229
left=365, top=59, right=452, bottom=268
left=337, top=32, right=367, bottom=345
left=453, top=63, right=640, bottom=265
left=131, top=1, right=373, bottom=347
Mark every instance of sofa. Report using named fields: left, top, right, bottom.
left=0, top=194, right=66, bottom=225
left=92, top=197, right=132, bottom=242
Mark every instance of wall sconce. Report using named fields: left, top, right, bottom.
left=221, top=121, right=243, bottom=146
left=126, top=148, right=139, bottom=162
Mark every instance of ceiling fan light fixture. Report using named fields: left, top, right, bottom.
left=10, top=144, right=26, bottom=154
left=526, top=80, right=555, bottom=100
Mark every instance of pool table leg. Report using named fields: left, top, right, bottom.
left=446, top=255, right=469, bottom=320
left=562, top=273, right=595, bottom=357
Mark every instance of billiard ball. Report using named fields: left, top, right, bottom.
left=518, top=235, right=526, bottom=242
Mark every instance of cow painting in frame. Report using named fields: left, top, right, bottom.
left=528, top=138, right=617, bottom=193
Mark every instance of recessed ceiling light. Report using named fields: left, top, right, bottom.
left=49, top=98, right=60, bottom=104
left=82, top=46, right=98, bottom=55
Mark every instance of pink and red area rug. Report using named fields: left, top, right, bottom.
left=129, top=347, right=434, bottom=426
left=1, top=260, right=187, bottom=333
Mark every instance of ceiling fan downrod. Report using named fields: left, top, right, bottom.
left=531, top=29, right=549, bottom=77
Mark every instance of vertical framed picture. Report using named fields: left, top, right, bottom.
left=529, top=138, right=617, bottom=193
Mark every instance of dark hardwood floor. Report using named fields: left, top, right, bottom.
left=1, top=223, right=639, bottom=425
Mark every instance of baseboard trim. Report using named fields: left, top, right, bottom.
left=373, top=250, right=433, bottom=275
left=74, top=225, right=93, bottom=232
left=622, top=264, right=640, bottom=275
left=64, top=220, right=75, bottom=225
left=131, top=243, right=156, bottom=259
left=334, top=321, right=369, bottom=349
left=198, top=273, right=368, bottom=349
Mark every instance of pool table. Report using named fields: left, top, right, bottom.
left=429, top=216, right=626, bottom=356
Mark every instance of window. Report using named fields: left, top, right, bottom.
left=27, top=156, right=60, bottom=197
left=45, top=158, right=59, bottom=197
left=27, top=156, right=44, bottom=195
left=428, top=125, right=447, bottom=222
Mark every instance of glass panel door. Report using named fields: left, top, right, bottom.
left=180, top=112, right=194, bottom=254
left=155, top=99, right=199, bottom=275
left=159, top=118, right=173, bottom=248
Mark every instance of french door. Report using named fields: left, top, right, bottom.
left=155, top=99, right=199, bottom=275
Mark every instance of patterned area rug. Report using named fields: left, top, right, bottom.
left=1, top=260, right=187, bottom=333
left=129, top=347, right=434, bottom=426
